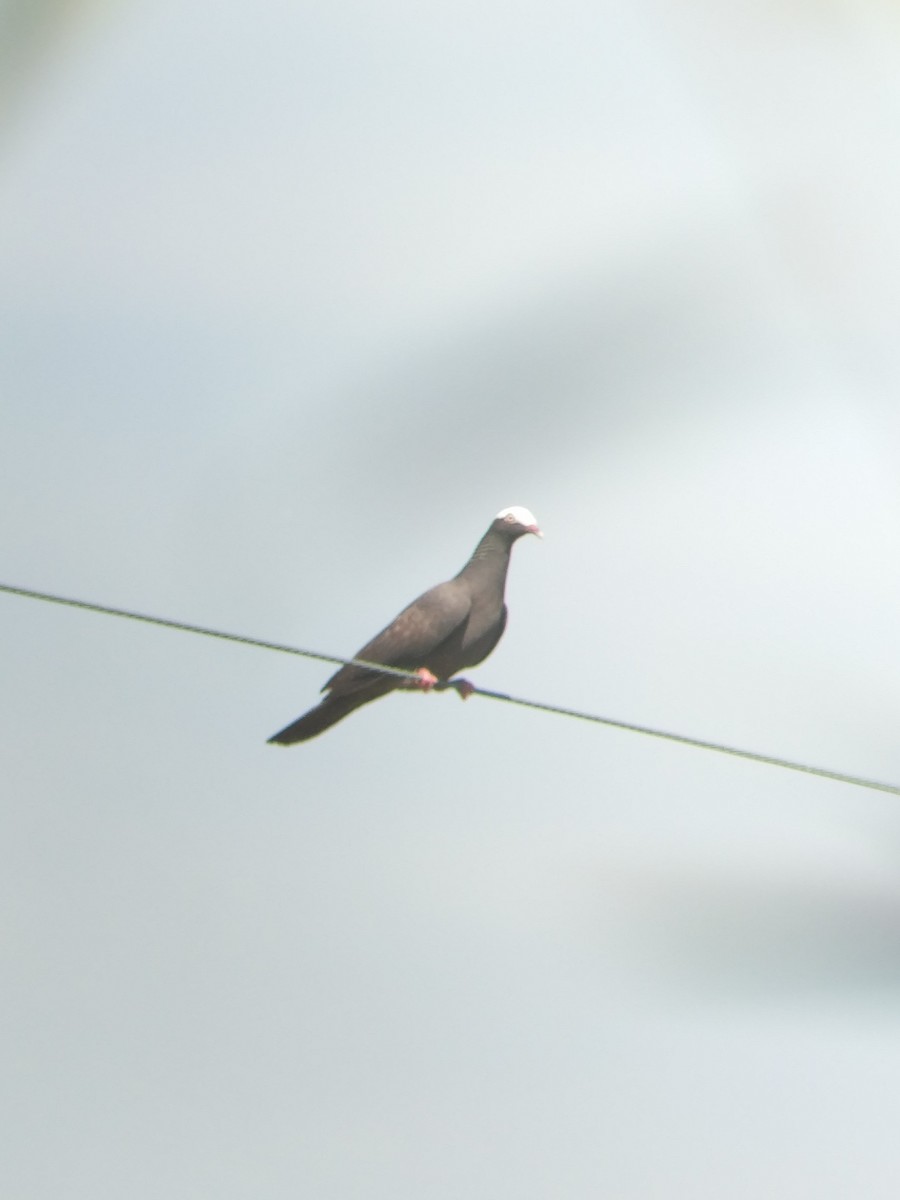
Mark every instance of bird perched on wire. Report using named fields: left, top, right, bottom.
left=267, top=506, right=541, bottom=745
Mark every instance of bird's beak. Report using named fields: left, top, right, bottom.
left=527, top=524, right=543, bottom=539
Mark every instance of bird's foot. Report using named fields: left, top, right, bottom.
left=435, top=676, right=476, bottom=700
left=409, top=667, right=438, bottom=691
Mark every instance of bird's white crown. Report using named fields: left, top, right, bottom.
left=495, top=505, right=538, bottom=527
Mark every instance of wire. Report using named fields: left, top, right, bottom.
left=0, top=582, right=414, bottom=678
left=2, top=580, right=899, bottom=797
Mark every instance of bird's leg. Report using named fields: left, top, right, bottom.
left=406, top=670, right=474, bottom=697
left=407, top=667, right=438, bottom=691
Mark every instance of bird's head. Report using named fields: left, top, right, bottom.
left=493, top=506, right=542, bottom=539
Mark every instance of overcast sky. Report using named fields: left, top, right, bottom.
left=4, top=2, right=900, bottom=1197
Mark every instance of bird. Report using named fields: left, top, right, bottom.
left=267, top=506, right=541, bottom=745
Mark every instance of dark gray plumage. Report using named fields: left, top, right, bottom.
left=267, top=506, right=541, bottom=745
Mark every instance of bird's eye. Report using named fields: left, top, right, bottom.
left=505, top=513, right=516, bottom=523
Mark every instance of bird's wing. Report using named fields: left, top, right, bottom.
left=324, top=581, right=471, bottom=697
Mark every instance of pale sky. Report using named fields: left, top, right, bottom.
left=4, top=2, right=900, bottom=1197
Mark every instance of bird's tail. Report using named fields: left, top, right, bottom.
left=266, top=692, right=369, bottom=745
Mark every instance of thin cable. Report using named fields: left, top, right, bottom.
left=464, top=685, right=900, bottom=796
left=0, top=582, right=416, bottom=680
left=2, top=580, right=899, bottom=797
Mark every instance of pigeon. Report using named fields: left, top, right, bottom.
left=267, top=506, right=541, bottom=745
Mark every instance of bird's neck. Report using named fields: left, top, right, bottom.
left=457, top=529, right=513, bottom=590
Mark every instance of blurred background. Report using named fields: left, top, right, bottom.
left=4, top=1, right=900, bottom=1196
